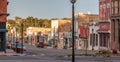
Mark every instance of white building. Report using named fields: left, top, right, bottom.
left=51, top=20, right=59, bottom=47
left=51, top=20, right=58, bottom=37
left=88, top=22, right=99, bottom=50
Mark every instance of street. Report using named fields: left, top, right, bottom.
left=0, top=45, right=119, bottom=62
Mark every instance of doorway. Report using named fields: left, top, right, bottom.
left=0, top=32, right=4, bottom=51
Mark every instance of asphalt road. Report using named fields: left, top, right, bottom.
left=0, top=45, right=120, bottom=62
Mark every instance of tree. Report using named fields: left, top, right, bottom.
left=7, top=16, right=52, bottom=36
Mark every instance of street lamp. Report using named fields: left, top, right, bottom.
left=21, top=23, right=24, bottom=54
left=92, top=22, right=95, bottom=51
left=70, top=0, right=76, bottom=62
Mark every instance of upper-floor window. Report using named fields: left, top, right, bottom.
left=115, top=1, right=119, bottom=14
left=107, top=3, right=110, bottom=8
left=100, top=5, right=102, bottom=10
left=119, top=0, right=120, bottom=14
left=112, top=1, right=114, bottom=7
left=111, top=1, right=114, bottom=15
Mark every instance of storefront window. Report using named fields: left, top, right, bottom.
left=103, top=34, right=106, bottom=47
left=90, top=34, right=92, bottom=46
left=100, top=34, right=102, bottom=46
left=96, top=34, right=98, bottom=46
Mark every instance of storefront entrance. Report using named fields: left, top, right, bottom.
left=0, top=31, right=6, bottom=53
left=0, top=32, right=4, bottom=51
left=99, top=33, right=110, bottom=48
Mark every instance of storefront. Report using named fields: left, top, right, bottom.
left=0, top=29, right=6, bottom=52
left=79, top=25, right=89, bottom=50
left=0, top=0, right=9, bottom=53
left=97, top=22, right=110, bottom=50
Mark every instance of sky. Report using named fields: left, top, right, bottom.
left=8, top=0, right=99, bottom=20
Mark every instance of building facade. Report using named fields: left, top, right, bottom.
left=26, top=27, right=51, bottom=46
left=89, top=22, right=99, bottom=50
left=58, top=20, right=71, bottom=49
left=0, top=0, right=8, bottom=52
left=51, top=20, right=59, bottom=48
left=97, top=0, right=110, bottom=50
left=75, top=13, right=99, bottom=26
left=51, top=19, right=71, bottom=49
left=75, top=13, right=99, bottom=50
left=110, top=0, right=120, bottom=51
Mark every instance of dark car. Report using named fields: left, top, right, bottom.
left=36, top=42, right=44, bottom=48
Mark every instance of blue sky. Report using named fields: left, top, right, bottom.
left=8, top=0, right=99, bottom=19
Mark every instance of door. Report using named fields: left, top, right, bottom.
left=0, top=32, right=4, bottom=51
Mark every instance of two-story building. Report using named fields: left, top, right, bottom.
left=110, top=0, right=120, bottom=52
left=0, top=0, right=9, bottom=52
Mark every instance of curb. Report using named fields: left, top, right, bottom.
left=0, top=53, right=26, bottom=56
left=0, top=53, right=14, bottom=56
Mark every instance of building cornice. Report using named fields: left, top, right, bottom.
left=0, top=13, right=9, bottom=16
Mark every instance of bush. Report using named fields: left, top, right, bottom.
left=95, top=50, right=111, bottom=57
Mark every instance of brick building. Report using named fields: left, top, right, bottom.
left=110, top=0, right=120, bottom=51
left=0, top=0, right=9, bottom=52
left=97, top=0, right=110, bottom=50
left=51, top=20, right=71, bottom=49
left=75, top=13, right=99, bottom=26
left=75, top=13, right=99, bottom=50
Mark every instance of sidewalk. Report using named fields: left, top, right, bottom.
left=0, top=49, right=25, bottom=56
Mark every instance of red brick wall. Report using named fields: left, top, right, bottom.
left=110, top=19, right=120, bottom=50
left=115, top=20, right=119, bottom=49
left=99, top=0, right=110, bottom=20
left=99, top=22, right=110, bottom=31
left=79, top=26, right=89, bottom=39
left=0, top=0, right=7, bottom=22
left=110, top=20, right=115, bottom=50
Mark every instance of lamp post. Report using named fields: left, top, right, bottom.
left=21, top=23, right=24, bottom=54
left=92, top=22, right=95, bottom=51
left=70, top=0, right=76, bottom=62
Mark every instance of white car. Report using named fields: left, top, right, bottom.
left=17, top=43, right=26, bottom=51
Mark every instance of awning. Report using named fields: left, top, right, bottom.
left=0, top=29, right=7, bottom=32
left=97, top=29, right=110, bottom=33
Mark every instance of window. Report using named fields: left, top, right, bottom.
left=104, top=34, right=106, bottom=47
left=111, top=2, right=114, bottom=14
left=100, top=34, right=102, bottom=46
left=112, top=1, right=114, bottom=7
left=119, top=0, right=120, bottom=14
left=0, top=22, right=6, bottom=29
left=100, top=5, right=102, bottom=10
left=115, top=1, right=119, bottom=14
left=96, top=34, right=98, bottom=46
left=93, top=34, right=95, bottom=46
left=107, top=3, right=110, bottom=8
left=90, top=34, right=92, bottom=46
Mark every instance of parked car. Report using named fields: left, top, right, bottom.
left=17, top=43, right=26, bottom=51
left=11, top=42, right=18, bottom=49
left=11, top=42, right=26, bottom=51
left=36, top=42, right=44, bottom=48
